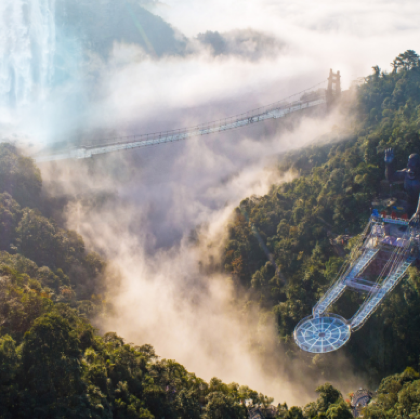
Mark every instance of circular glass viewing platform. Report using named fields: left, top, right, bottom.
left=294, top=314, right=351, bottom=353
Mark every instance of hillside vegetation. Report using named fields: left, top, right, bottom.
left=2, top=50, right=420, bottom=418
left=222, top=50, right=420, bottom=415
left=0, top=144, right=280, bottom=418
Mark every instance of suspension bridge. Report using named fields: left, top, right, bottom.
left=34, top=70, right=342, bottom=162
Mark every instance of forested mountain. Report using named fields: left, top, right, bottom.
left=2, top=50, right=420, bottom=418
left=222, top=50, right=420, bottom=417
left=0, top=144, right=285, bottom=417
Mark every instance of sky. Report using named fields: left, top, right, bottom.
left=148, top=0, right=420, bottom=84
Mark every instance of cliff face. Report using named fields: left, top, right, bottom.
left=54, top=0, right=186, bottom=60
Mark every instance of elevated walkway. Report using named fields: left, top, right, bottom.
left=350, top=255, right=415, bottom=331
left=313, top=248, right=379, bottom=317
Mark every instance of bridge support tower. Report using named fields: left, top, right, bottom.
left=327, top=69, right=341, bottom=109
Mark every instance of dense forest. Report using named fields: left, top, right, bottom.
left=0, top=151, right=353, bottom=420
left=1, top=50, right=420, bottom=418
left=0, top=143, right=284, bottom=418
left=222, top=49, right=420, bottom=417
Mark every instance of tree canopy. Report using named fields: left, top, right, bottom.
left=0, top=144, right=276, bottom=418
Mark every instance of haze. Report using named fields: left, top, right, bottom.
left=1, top=0, right=419, bottom=406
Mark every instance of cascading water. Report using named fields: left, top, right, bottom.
left=0, top=0, right=56, bottom=110
left=0, top=0, right=180, bottom=145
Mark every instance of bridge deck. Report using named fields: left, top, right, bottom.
left=34, top=97, right=326, bottom=162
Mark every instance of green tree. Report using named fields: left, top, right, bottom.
left=0, top=335, right=19, bottom=417
left=20, top=313, right=91, bottom=417
left=0, top=144, right=42, bottom=208
left=204, top=391, right=247, bottom=419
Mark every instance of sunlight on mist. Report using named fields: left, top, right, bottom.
left=2, top=0, right=420, bottom=406
left=38, top=106, right=362, bottom=405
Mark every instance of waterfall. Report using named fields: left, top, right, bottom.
left=0, top=0, right=56, bottom=109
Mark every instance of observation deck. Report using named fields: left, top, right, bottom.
left=294, top=314, right=351, bottom=353
left=294, top=211, right=419, bottom=353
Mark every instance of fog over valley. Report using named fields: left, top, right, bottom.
left=1, top=0, right=420, bottom=414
